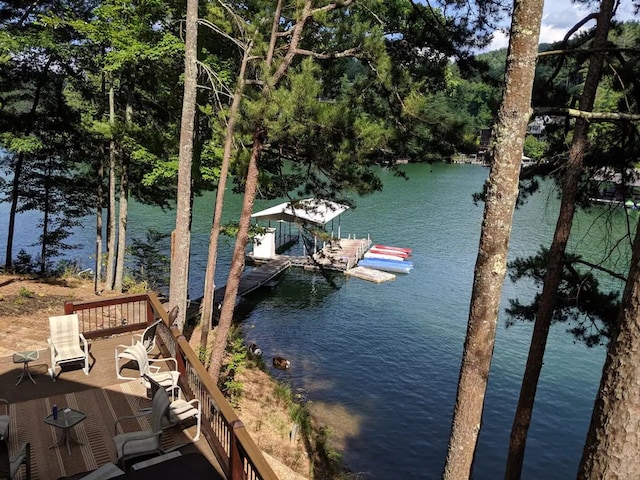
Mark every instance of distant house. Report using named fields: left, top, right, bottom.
left=527, top=116, right=548, bottom=137
left=527, top=115, right=565, bottom=138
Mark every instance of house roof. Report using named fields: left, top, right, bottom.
left=251, top=198, right=349, bottom=226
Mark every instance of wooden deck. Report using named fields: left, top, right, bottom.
left=0, top=331, right=221, bottom=477
left=292, top=237, right=371, bottom=271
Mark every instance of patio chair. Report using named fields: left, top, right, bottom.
left=112, top=387, right=170, bottom=470
left=115, top=342, right=180, bottom=395
left=0, top=440, right=30, bottom=480
left=0, top=399, right=9, bottom=442
left=143, top=375, right=201, bottom=441
left=130, top=319, right=162, bottom=354
left=47, top=314, right=90, bottom=380
left=115, top=319, right=163, bottom=376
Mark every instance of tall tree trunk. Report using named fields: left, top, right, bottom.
left=105, top=82, right=117, bottom=291
left=95, top=153, right=104, bottom=292
left=39, top=158, right=51, bottom=275
left=505, top=2, right=614, bottom=477
left=208, top=126, right=265, bottom=381
left=5, top=152, right=24, bottom=269
left=199, top=46, right=250, bottom=351
left=4, top=59, right=50, bottom=269
left=114, top=157, right=128, bottom=292
left=114, top=96, right=133, bottom=293
left=206, top=0, right=305, bottom=380
left=441, top=1, right=544, bottom=478
left=169, top=0, right=198, bottom=331
left=577, top=210, right=640, bottom=478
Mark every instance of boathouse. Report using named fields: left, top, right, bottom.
left=250, top=198, right=349, bottom=259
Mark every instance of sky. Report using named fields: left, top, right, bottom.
left=487, top=0, right=638, bottom=51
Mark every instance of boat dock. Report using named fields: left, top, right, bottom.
left=248, top=237, right=371, bottom=272
left=213, top=256, right=292, bottom=305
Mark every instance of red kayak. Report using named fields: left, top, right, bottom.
left=370, top=247, right=410, bottom=258
left=373, top=244, right=412, bottom=254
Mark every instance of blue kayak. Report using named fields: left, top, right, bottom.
left=357, top=258, right=413, bottom=273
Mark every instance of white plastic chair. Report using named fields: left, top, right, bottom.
left=115, top=342, right=180, bottom=396
left=48, top=314, right=89, bottom=380
left=130, top=319, right=162, bottom=354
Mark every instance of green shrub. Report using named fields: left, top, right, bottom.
left=18, top=287, right=34, bottom=298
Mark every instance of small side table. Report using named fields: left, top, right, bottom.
left=13, top=350, right=39, bottom=385
left=44, top=408, right=86, bottom=456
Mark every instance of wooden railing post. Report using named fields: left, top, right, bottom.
left=173, top=330, right=187, bottom=377
left=229, top=419, right=245, bottom=480
left=146, top=300, right=154, bottom=324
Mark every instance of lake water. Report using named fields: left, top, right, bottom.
left=1, top=163, right=632, bottom=479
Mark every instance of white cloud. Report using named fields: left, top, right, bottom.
left=483, top=0, right=638, bottom=52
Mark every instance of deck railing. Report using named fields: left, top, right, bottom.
left=65, top=292, right=278, bottom=480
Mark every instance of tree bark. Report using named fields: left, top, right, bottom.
left=208, top=126, right=265, bottom=381
left=577, top=205, right=640, bottom=479
left=114, top=95, right=133, bottom=293
left=442, top=1, right=544, bottom=478
left=5, top=153, right=24, bottom=269
left=505, top=2, right=614, bottom=477
left=95, top=153, right=104, bottom=292
left=114, top=156, right=128, bottom=292
left=39, top=158, right=51, bottom=275
left=199, top=45, right=250, bottom=350
left=169, top=0, right=198, bottom=331
left=105, top=82, right=117, bottom=291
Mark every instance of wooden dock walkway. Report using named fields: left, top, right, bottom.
left=214, top=257, right=292, bottom=304
left=189, top=237, right=370, bottom=323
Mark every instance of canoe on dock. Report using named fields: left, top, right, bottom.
left=358, top=258, right=413, bottom=273
left=369, top=247, right=410, bottom=258
left=364, top=251, right=410, bottom=261
left=373, top=244, right=412, bottom=254
left=345, top=266, right=396, bottom=283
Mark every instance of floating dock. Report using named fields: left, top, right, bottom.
left=247, top=237, right=371, bottom=272
left=345, top=266, right=395, bottom=283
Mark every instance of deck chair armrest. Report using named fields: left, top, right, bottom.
left=183, top=399, right=200, bottom=409
left=11, top=442, right=30, bottom=463
left=148, top=357, right=178, bottom=370
left=115, top=344, right=133, bottom=355
left=79, top=332, right=89, bottom=350
left=0, top=399, right=8, bottom=415
left=165, top=386, right=199, bottom=407
left=47, top=338, right=57, bottom=353
left=131, top=333, right=142, bottom=345
left=114, top=411, right=151, bottom=433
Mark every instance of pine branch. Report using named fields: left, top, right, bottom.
left=533, top=107, right=640, bottom=122
left=293, top=46, right=360, bottom=59
left=568, top=258, right=627, bottom=282
left=538, top=47, right=640, bottom=57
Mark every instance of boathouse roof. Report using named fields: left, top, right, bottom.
left=251, top=198, right=348, bottom=226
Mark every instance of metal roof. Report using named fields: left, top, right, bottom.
left=251, top=198, right=349, bottom=226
